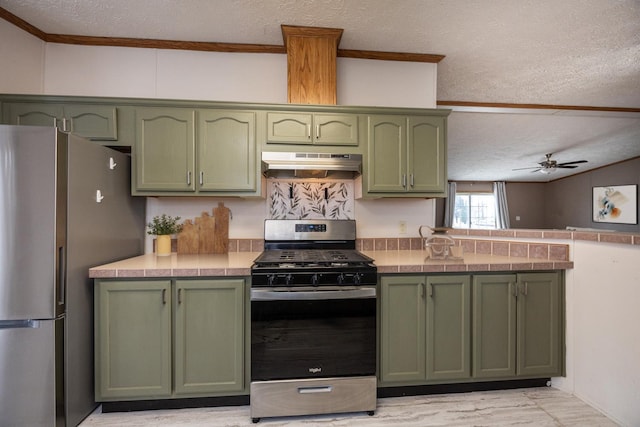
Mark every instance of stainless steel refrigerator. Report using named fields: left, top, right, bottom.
left=0, top=125, right=146, bottom=427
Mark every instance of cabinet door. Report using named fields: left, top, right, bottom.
left=426, top=275, right=471, bottom=380
left=366, top=115, right=406, bottom=193
left=6, top=103, right=63, bottom=128
left=174, top=279, right=245, bottom=395
left=64, top=105, right=118, bottom=140
left=95, top=280, right=172, bottom=400
left=407, top=116, right=446, bottom=194
left=198, top=110, right=256, bottom=192
left=379, top=275, right=426, bottom=383
left=134, top=107, right=195, bottom=192
left=472, top=274, right=517, bottom=378
left=314, top=113, right=359, bottom=145
left=266, top=112, right=313, bottom=144
left=517, top=272, right=562, bottom=377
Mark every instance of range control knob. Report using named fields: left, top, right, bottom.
left=353, top=273, right=362, bottom=285
left=284, top=274, right=293, bottom=286
left=267, top=274, right=276, bottom=286
left=311, top=273, right=321, bottom=286
left=337, top=273, right=345, bottom=285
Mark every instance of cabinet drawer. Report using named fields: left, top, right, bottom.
left=251, top=376, right=376, bottom=419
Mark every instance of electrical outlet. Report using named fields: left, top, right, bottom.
left=515, top=215, right=521, bottom=221
left=399, top=221, right=407, bottom=235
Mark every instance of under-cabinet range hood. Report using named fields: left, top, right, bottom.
left=262, top=152, right=362, bottom=178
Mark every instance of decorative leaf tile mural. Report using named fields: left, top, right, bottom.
left=268, top=180, right=355, bottom=219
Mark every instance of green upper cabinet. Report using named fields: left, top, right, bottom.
left=472, top=272, right=563, bottom=380
left=174, top=279, right=245, bottom=395
left=4, top=102, right=119, bottom=141
left=198, top=111, right=256, bottom=192
left=364, top=114, right=446, bottom=197
left=133, top=107, right=259, bottom=196
left=379, top=274, right=470, bottom=385
left=407, top=116, right=446, bottom=193
left=266, top=112, right=358, bottom=146
left=95, top=280, right=172, bottom=400
left=366, top=115, right=406, bottom=193
left=134, top=107, right=196, bottom=192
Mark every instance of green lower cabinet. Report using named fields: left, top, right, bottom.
left=379, top=275, right=470, bottom=384
left=380, top=275, right=426, bottom=383
left=516, top=273, right=563, bottom=377
left=425, top=275, right=471, bottom=380
left=380, top=271, right=563, bottom=387
left=472, top=274, right=517, bottom=378
left=472, top=272, right=563, bottom=379
left=95, top=278, right=246, bottom=401
left=95, top=280, right=172, bottom=400
left=174, top=279, right=245, bottom=395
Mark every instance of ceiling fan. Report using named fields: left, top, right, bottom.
left=513, top=153, right=588, bottom=174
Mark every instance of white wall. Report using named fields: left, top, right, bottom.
left=0, top=19, right=44, bottom=93
left=553, top=241, right=640, bottom=427
left=34, top=41, right=439, bottom=247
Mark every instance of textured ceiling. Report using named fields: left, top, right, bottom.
left=2, top=0, right=639, bottom=182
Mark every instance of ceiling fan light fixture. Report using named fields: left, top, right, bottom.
left=539, top=167, right=556, bottom=174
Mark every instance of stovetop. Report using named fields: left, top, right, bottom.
left=253, top=249, right=373, bottom=267
left=252, top=220, right=377, bottom=287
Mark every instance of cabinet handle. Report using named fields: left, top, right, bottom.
left=63, top=118, right=69, bottom=132
left=178, top=288, right=182, bottom=304
left=402, top=174, right=407, bottom=188
left=199, top=171, right=204, bottom=186
left=410, top=174, right=415, bottom=187
left=187, top=171, right=192, bottom=185
left=513, top=282, right=518, bottom=297
left=162, top=289, right=167, bottom=304
left=428, top=282, right=433, bottom=298
left=523, top=282, right=528, bottom=296
left=316, top=124, right=320, bottom=139
left=307, top=124, right=311, bottom=139
left=53, top=117, right=58, bottom=128
left=420, top=283, right=425, bottom=299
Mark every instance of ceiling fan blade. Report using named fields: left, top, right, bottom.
left=512, top=166, right=542, bottom=171
left=557, top=165, right=579, bottom=169
left=557, top=160, right=588, bottom=166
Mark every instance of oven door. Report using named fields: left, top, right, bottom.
left=251, top=286, right=376, bottom=381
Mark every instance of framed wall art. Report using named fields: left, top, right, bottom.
left=592, top=185, right=638, bottom=224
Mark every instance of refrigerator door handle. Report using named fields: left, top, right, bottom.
left=0, top=319, right=40, bottom=330
left=57, top=246, right=66, bottom=307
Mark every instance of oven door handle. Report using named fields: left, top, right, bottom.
left=251, top=286, right=376, bottom=301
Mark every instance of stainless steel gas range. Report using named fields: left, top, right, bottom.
left=250, top=219, right=377, bottom=423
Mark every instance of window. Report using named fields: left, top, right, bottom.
left=453, top=192, right=496, bottom=229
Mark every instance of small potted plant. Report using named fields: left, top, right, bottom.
left=147, top=214, right=183, bottom=256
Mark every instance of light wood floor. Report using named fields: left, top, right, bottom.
left=80, top=387, right=618, bottom=426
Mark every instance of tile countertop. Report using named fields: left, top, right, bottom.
left=89, top=250, right=573, bottom=279
left=361, top=250, right=573, bottom=274
left=89, top=252, right=263, bottom=279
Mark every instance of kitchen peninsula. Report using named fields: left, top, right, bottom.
left=89, top=232, right=576, bottom=278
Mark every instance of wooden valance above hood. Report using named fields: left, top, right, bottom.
left=281, top=25, right=343, bottom=105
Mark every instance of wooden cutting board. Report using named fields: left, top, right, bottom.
left=197, top=212, right=216, bottom=254
left=176, top=207, right=229, bottom=254
left=177, top=219, right=199, bottom=254
left=213, top=202, right=230, bottom=254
